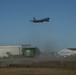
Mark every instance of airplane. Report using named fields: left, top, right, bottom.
left=30, top=17, right=50, bottom=23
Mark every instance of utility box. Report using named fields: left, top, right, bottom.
left=22, top=47, right=40, bottom=57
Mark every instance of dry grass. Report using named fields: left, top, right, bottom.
left=0, top=67, right=76, bottom=75
left=0, top=61, right=76, bottom=75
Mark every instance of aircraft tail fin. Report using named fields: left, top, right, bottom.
left=33, top=17, right=36, bottom=20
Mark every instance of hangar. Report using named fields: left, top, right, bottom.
left=0, top=45, right=21, bottom=57
left=0, top=45, right=40, bottom=58
left=57, top=48, right=76, bottom=57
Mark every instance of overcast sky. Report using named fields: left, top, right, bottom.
left=0, top=0, right=76, bottom=52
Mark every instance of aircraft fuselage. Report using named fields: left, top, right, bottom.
left=30, top=17, right=50, bottom=23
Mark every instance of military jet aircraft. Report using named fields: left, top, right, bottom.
left=30, top=17, right=50, bottom=23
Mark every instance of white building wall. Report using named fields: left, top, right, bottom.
left=0, top=46, right=22, bottom=57
left=72, top=51, right=76, bottom=55
left=57, top=48, right=73, bottom=57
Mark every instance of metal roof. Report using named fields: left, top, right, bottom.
left=67, top=48, right=76, bottom=50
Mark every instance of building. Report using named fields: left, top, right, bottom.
left=0, top=45, right=22, bottom=57
left=57, top=48, right=76, bottom=57
left=0, top=45, right=40, bottom=58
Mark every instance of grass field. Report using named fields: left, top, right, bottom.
left=0, top=67, right=76, bottom=75
left=0, top=61, right=76, bottom=75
